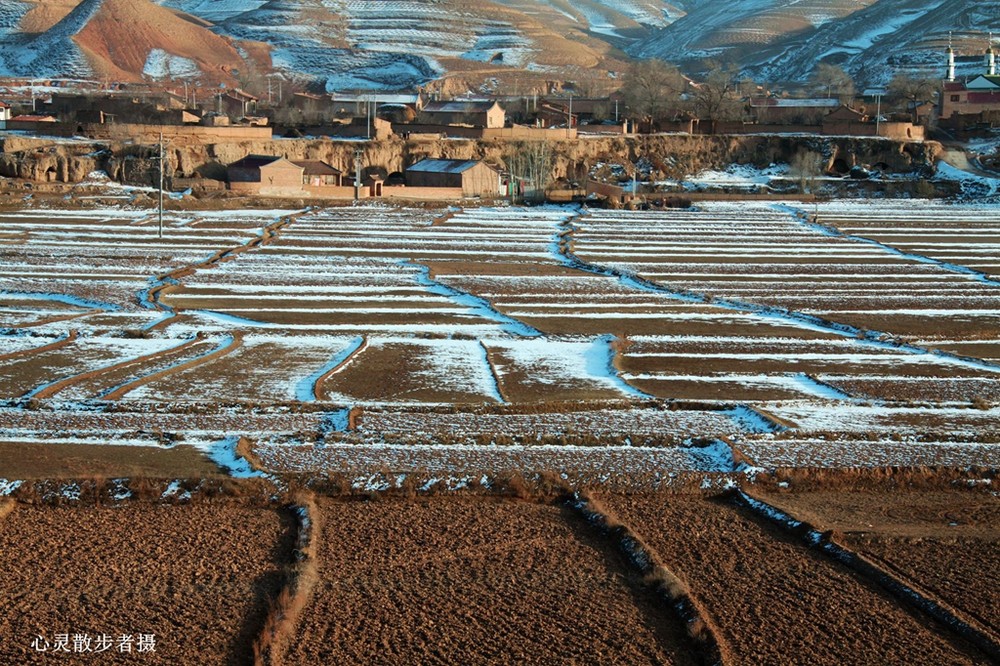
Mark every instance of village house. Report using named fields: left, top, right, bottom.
left=534, top=101, right=577, bottom=128
left=227, top=154, right=304, bottom=196
left=215, top=89, right=258, bottom=118
left=330, top=92, right=424, bottom=119
left=939, top=37, right=1000, bottom=125
left=540, top=93, right=624, bottom=123
left=940, top=75, right=1000, bottom=121
left=404, top=158, right=502, bottom=197
left=291, top=160, right=343, bottom=187
left=0, top=102, right=11, bottom=122
left=288, top=92, right=328, bottom=122
left=748, top=97, right=840, bottom=124
left=421, top=100, right=505, bottom=128
left=8, top=114, right=58, bottom=124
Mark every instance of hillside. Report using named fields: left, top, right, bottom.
left=0, top=0, right=996, bottom=90
left=631, top=0, right=1000, bottom=86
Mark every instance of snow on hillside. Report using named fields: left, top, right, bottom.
left=632, top=0, right=999, bottom=86
left=158, top=0, right=270, bottom=22
left=0, top=0, right=101, bottom=78
left=2, top=0, right=993, bottom=88
left=143, top=49, right=199, bottom=79
left=0, top=1, right=29, bottom=43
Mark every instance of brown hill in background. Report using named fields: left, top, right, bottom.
left=78, top=0, right=256, bottom=83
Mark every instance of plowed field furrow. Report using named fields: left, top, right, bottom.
left=756, top=490, right=1000, bottom=650
left=102, top=333, right=243, bottom=401
left=596, top=493, right=986, bottom=666
left=0, top=331, right=78, bottom=361
left=31, top=335, right=208, bottom=401
left=1, top=338, right=175, bottom=401
left=285, top=497, right=698, bottom=665
left=0, top=504, right=295, bottom=666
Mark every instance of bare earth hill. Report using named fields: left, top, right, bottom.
left=0, top=0, right=996, bottom=89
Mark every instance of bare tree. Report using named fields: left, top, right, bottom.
left=888, top=73, right=938, bottom=122
left=790, top=149, right=823, bottom=193
left=690, top=62, right=742, bottom=130
left=812, top=63, right=855, bottom=102
left=620, top=59, right=687, bottom=127
left=505, top=141, right=553, bottom=202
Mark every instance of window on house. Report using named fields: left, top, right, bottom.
left=951, top=95, right=960, bottom=102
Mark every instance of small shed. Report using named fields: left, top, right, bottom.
left=422, top=101, right=505, bottom=128
left=291, top=160, right=343, bottom=186
left=405, top=158, right=501, bottom=196
left=227, top=154, right=304, bottom=195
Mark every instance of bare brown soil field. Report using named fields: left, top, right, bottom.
left=821, top=208, right=1000, bottom=280
left=736, top=438, right=1000, bottom=469
left=813, top=312, right=1000, bottom=342
left=0, top=502, right=294, bottom=665
left=925, top=341, right=1000, bottom=363
left=122, top=335, right=344, bottom=404
left=0, top=407, right=328, bottom=440
left=626, top=377, right=810, bottom=401
left=286, top=496, right=698, bottom=665
left=322, top=340, right=499, bottom=404
left=253, top=439, right=740, bottom=482
left=0, top=441, right=220, bottom=479
left=594, top=492, right=987, bottom=665
left=0, top=340, right=136, bottom=399
left=819, top=376, right=1000, bottom=402
left=756, top=488, right=1000, bottom=644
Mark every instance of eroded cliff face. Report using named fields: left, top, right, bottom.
left=0, top=137, right=104, bottom=183
left=0, top=134, right=942, bottom=185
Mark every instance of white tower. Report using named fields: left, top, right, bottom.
left=947, top=32, right=956, bottom=81
left=986, top=32, right=996, bottom=76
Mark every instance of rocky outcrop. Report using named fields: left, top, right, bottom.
left=167, top=134, right=941, bottom=182
left=0, top=133, right=942, bottom=186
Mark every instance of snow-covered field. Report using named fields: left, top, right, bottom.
left=2, top=201, right=998, bottom=479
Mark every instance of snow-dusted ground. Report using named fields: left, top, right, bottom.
left=2, top=201, right=998, bottom=480
left=254, top=439, right=743, bottom=482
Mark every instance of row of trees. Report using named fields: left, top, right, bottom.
left=619, top=59, right=940, bottom=128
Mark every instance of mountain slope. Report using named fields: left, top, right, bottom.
left=0, top=0, right=250, bottom=81
left=1, top=0, right=996, bottom=89
left=631, top=0, right=1000, bottom=86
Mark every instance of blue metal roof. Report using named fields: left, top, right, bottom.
left=406, top=159, right=483, bottom=174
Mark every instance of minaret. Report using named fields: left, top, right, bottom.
left=947, top=32, right=956, bottom=81
left=987, top=32, right=996, bottom=76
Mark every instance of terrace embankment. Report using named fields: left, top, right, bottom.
left=285, top=496, right=698, bottom=665
left=0, top=133, right=940, bottom=186
left=593, top=490, right=991, bottom=665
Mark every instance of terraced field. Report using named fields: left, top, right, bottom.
left=0, top=197, right=997, bottom=663
left=1, top=200, right=998, bottom=482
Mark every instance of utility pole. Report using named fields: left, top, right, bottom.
left=158, top=132, right=164, bottom=239
left=353, top=147, right=363, bottom=200
left=875, top=93, right=882, bottom=137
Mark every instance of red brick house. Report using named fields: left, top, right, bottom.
left=227, top=154, right=304, bottom=195
left=940, top=75, right=1000, bottom=121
